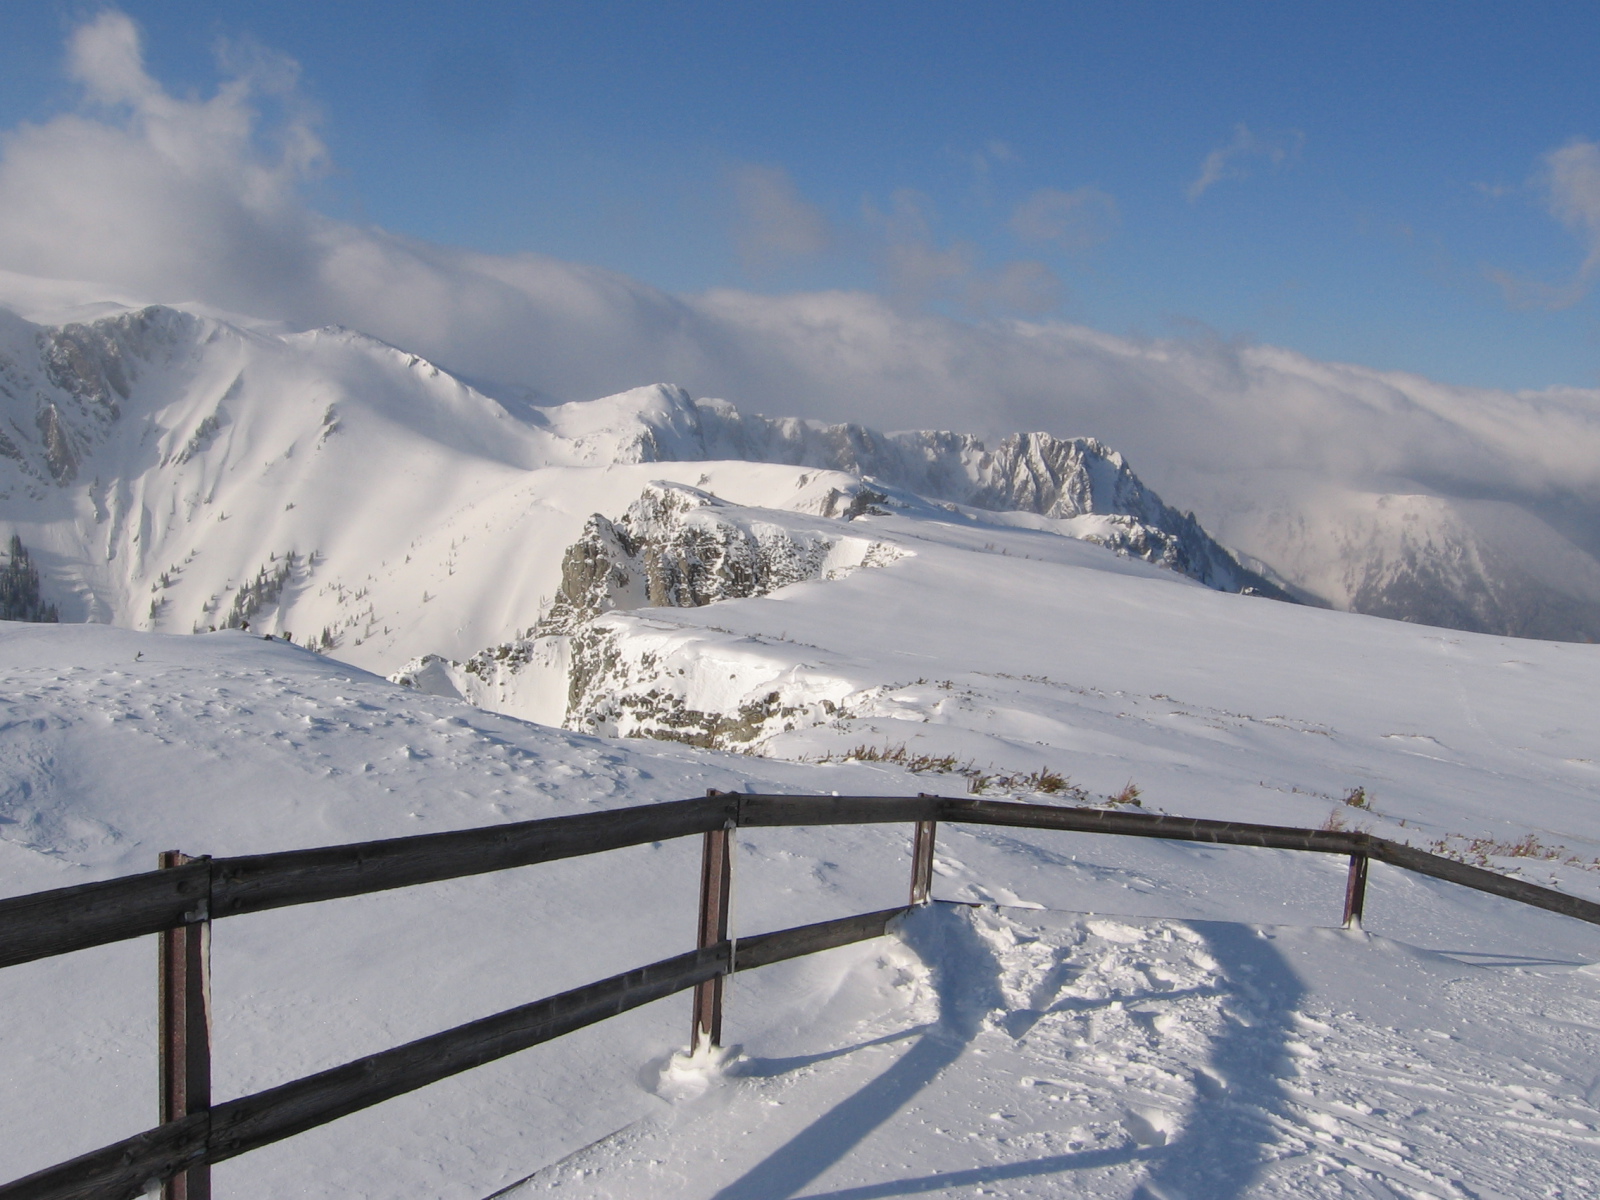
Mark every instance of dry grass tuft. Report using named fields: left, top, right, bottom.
left=809, top=743, right=1105, bottom=803
left=1109, top=780, right=1142, bottom=807
left=1426, top=831, right=1598, bottom=869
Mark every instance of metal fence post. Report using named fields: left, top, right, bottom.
left=690, top=803, right=733, bottom=1055
left=910, top=819, right=937, bottom=906
left=1342, top=852, right=1369, bottom=930
left=160, top=851, right=212, bottom=1200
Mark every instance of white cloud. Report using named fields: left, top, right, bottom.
left=1009, top=187, right=1119, bottom=251
left=965, top=139, right=1019, bottom=204
left=1545, top=138, right=1600, bottom=281
left=865, top=189, right=1061, bottom=315
left=870, top=189, right=966, bottom=301
left=1187, top=123, right=1303, bottom=201
left=0, top=11, right=327, bottom=318
left=69, top=9, right=155, bottom=106
left=3, top=11, right=1600, bottom=549
left=1494, top=138, right=1600, bottom=310
left=968, top=260, right=1062, bottom=314
left=729, top=164, right=834, bottom=272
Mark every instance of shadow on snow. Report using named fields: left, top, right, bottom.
left=713, top=907, right=1307, bottom=1200
left=710, top=905, right=998, bottom=1200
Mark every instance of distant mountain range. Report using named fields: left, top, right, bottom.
left=2, top=297, right=1598, bottom=674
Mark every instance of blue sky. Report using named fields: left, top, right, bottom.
left=3, top=1, right=1600, bottom=390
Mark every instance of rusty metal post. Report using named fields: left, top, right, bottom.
left=910, top=820, right=938, bottom=906
left=690, top=817, right=733, bottom=1054
left=1342, top=852, right=1369, bottom=930
left=160, top=851, right=212, bottom=1200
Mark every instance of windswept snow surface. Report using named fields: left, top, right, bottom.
left=512, top=908, right=1600, bottom=1200
left=2, top=595, right=1600, bottom=1198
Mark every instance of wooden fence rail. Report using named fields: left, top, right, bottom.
left=1, top=906, right=908, bottom=1200
left=3, top=791, right=1598, bottom=1200
left=7, top=794, right=1598, bottom=972
left=0, top=795, right=741, bottom=971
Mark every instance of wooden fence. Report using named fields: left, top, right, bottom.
left=3, top=790, right=1598, bottom=1200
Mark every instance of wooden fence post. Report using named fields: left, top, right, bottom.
left=909, top=819, right=937, bottom=907
left=159, top=851, right=211, bottom=1200
left=1342, top=852, right=1369, bottom=930
left=690, top=809, right=733, bottom=1055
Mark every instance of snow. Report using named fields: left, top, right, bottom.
left=3, top=301, right=1600, bottom=1198
left=0, top=623, right=921, bottom=1195
left=531, top=501, right=1600, bottom=901
left=3, top=592, right=1600, bottom=1197
left=512, top=908, right=1600, bottom=1199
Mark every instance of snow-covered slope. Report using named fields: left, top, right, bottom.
left=3, top=294, right=1600, bottom=1197
left=442, top=492, right=1600, bottom=894
left=3, top=581, right=1599, bottom=1198
left=515, top=906, right=1600, bottom=1200
left=1178, top=469, right=1600, bottom=643
left=0, top=302, right=559, bottom=646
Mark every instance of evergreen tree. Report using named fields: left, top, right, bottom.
left=223, top=552, right=297, bottom=629
left=0, top=535, right=59, bottom=622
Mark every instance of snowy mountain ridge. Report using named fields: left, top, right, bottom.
left=620, top=386, right=1295, bottom=597
left=11, top=293, right=1600, bottom=668
left=394, top=480, right=910, bottom=738
left=536, top=480, right=907, bottom=632
left=0, top=302, right=1284, bottom=672
left=1191, top=474, right=1600, bottom=642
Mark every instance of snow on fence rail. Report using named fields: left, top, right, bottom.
left=3, top=792, right=1598, bottom=1200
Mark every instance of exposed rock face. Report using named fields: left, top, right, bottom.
left=956, top=434, right=1281, bottom=592
left=0, top=306, right=190, bottom=492
left=392, top=482, right=905, bottom=740
left=538, top=481, right=902, bottom=635
left=564, top=626, right=836, bottom=748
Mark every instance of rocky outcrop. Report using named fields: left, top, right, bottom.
left=561, top=621, right=843, bottom=748
left=0, top=306, right=192, bottom=491
left=538, top=481, right=903, bottom=635
left=392, top=482, right=905, bottom=740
